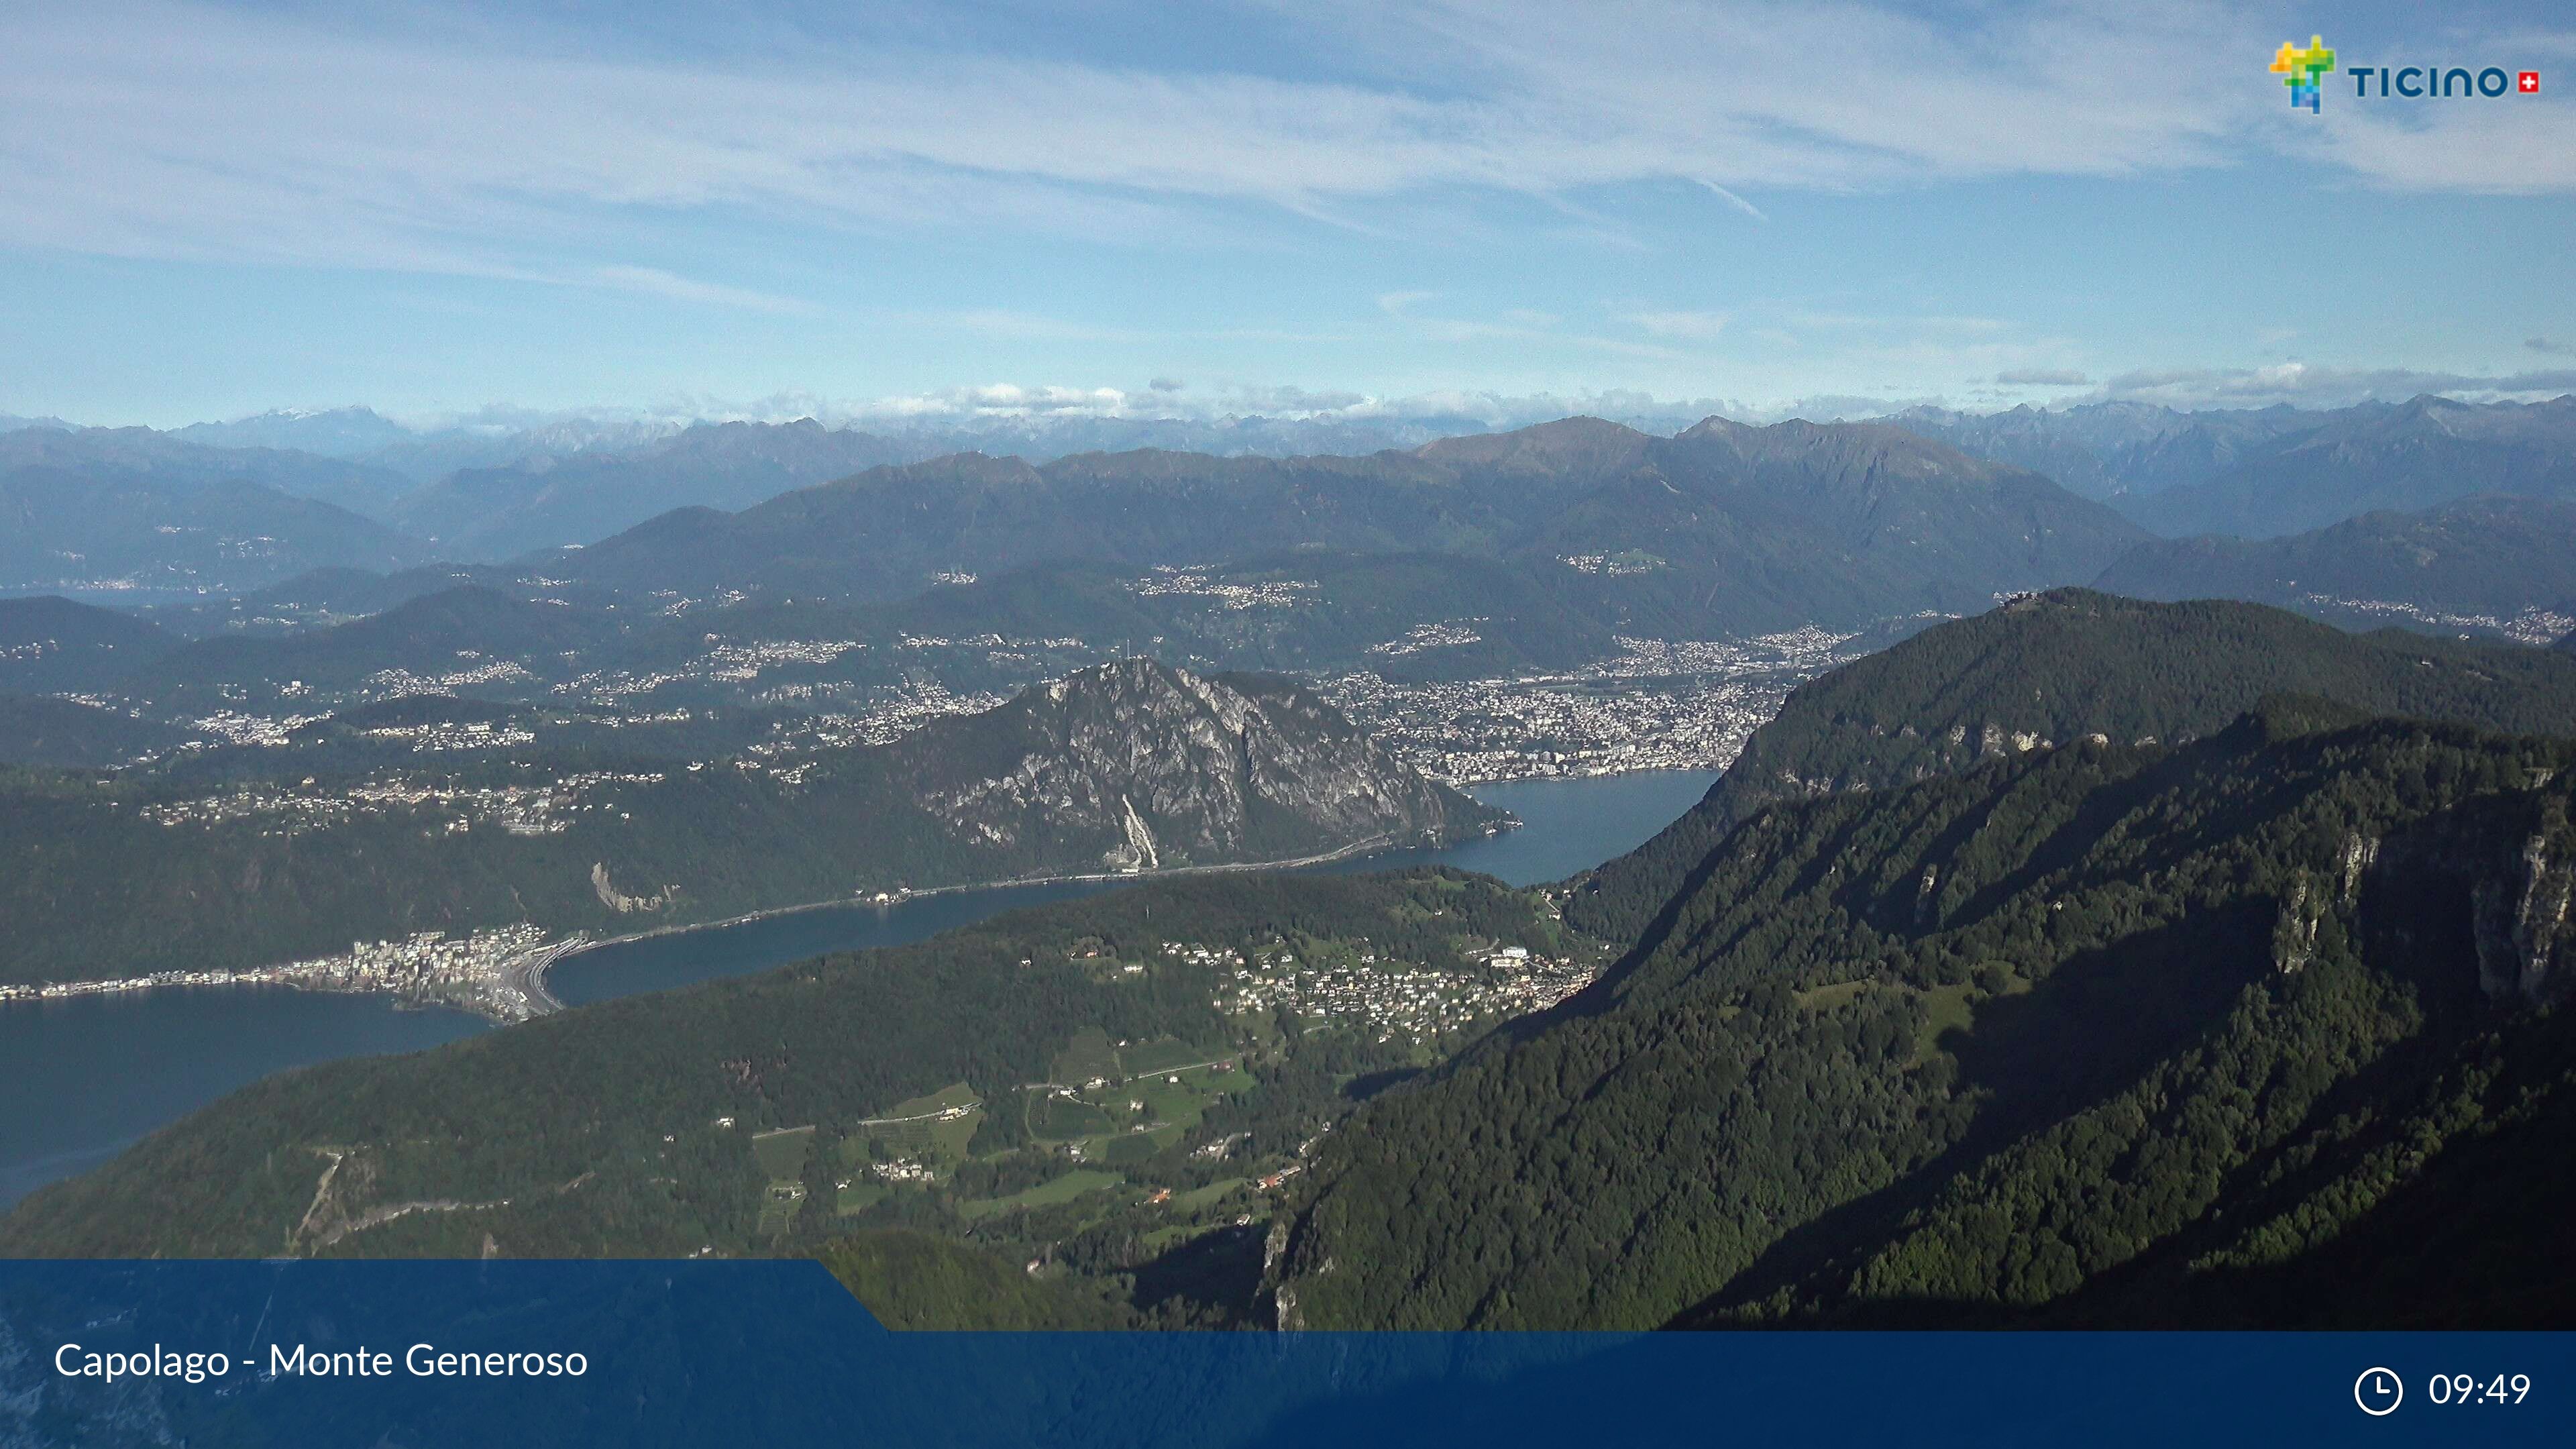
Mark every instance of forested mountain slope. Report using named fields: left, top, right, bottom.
left=1273, top=702, right=2576, bottom=1328
left=0, top=594, right=174, bottom=692
left=1568, top=591, right=2576, bottom=945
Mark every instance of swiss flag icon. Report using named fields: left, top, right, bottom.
left=2520, top=70, right=2541, bottom=93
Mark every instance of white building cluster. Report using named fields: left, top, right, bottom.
left=1, top=922, right=578, bottom=1022
left=1208, top=938, right=1597, bottom=1044
left=138, top=770, right=663, bottom=838
left=1318, top=627, right=1870, bottom=783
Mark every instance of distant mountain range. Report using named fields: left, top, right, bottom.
left=554, top=416, right=2146, bottom=637
left=0, top=424, right=417, bottom=519
left=2121, top=395, right=2576, bottom=537
left=389, top=419, right=934, bottom=557
left=168, top=405, right=420, bottom=459
left=10, top=396, right=2576, bottom=637
left=1876, top=400, right=2321, bottom=500
left=1882, top=394, right=2576, bottom=539
left=70, top=402, right=1548, bottom=481
left=162, top=406, right=685, bottom=482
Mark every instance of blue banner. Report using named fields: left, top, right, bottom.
left=0, top=1260, right=2562, bottom=1446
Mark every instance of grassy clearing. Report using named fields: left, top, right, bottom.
left=955, top=1169, right=1125, bottom=1220
left=924, top=1111, right=980, bottom=1161
left=881, top=1081, right=978, bottom=1119
left=1792, top=980, right=1870, bottom=1012
left=1102, top=1133, right=1161, bottom=1166
left=751, top=1124, right=815, bottom=1181
left=1051, top=1026, right=1120, bottom=1086
left=853, top=1081, right=983, bottom=1161
left=1906, top=962, right=2034, bottom=1063
left=1028, top=1095, right=1114, bottom=1140
left=1913, top=983, right=1977, bottom=1063
left=1174, top=1177, right=1246, bottom=1213
left=1140, top=1081, right=1211, bottom=1132
left=1122, top=1038, right=1227, bottom=1075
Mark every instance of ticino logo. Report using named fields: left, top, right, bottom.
left=2270, top=34, right=2539, bottom=113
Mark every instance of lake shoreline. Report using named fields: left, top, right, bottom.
left=544, top=820, right=1515, bottom=976
left=0, top=821, right=1518, bottom=1020
left=0, top=771, right=1715, bottom=1211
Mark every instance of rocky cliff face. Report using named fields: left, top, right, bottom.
left=2367, top=787, right=2576, bottom=1006
left=889, top=659, right=1501, bottom=872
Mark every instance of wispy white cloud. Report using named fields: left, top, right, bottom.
left=1693, top=180, right=1768, bottom=222
left=582, top=266, right=813, bottom=314
left=2090, top=362, right=2576, bottom=409
left=6, top=0, right=2565, bottom=294
left=368, top=363, right=2565, bottom=442
left=1627, top=309, right=1731, bottom=340
left=2281, top=105, right=2576, bottom=194
left=1788, top=311, right=2009, bottom=334
left=424, top=381, right=1808, bottom=434
left=1377, top=292, right=1687, bottom=359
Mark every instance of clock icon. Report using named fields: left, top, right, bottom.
left=2355, top=1367, right=2404, bottom=1416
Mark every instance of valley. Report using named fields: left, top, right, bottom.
left=18, top=586, right=2576, bottom=1336
left=11, top=405, right=2576, bottom=1336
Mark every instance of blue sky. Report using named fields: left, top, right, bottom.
left=3, top=0, right=2573, bottom=429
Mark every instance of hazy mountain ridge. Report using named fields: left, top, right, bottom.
left=166, top=407, right=685, bottom=483
left=389, top=419, right=938, bottom=558
left=2120, top=394, right=2576, bottom=538
left=1877, top=400, right=2325, bottom=500
left=0, top=693, right=190, bottom=770
left=170, top=406, right=419, bottom=459
left=2094, top=495, right=2576, bottom=640
left=0, top=469, right=436, bottom=596
left=555, top=416, right=2147, bottom=637
left=138, top=563, right=515, bottom=639
left=15, top=398, right=2576, bottom=612
left=0, top=424, right=419, bottom=518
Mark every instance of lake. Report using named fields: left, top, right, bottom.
left=0, top=769, right=1715, bottom=1208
